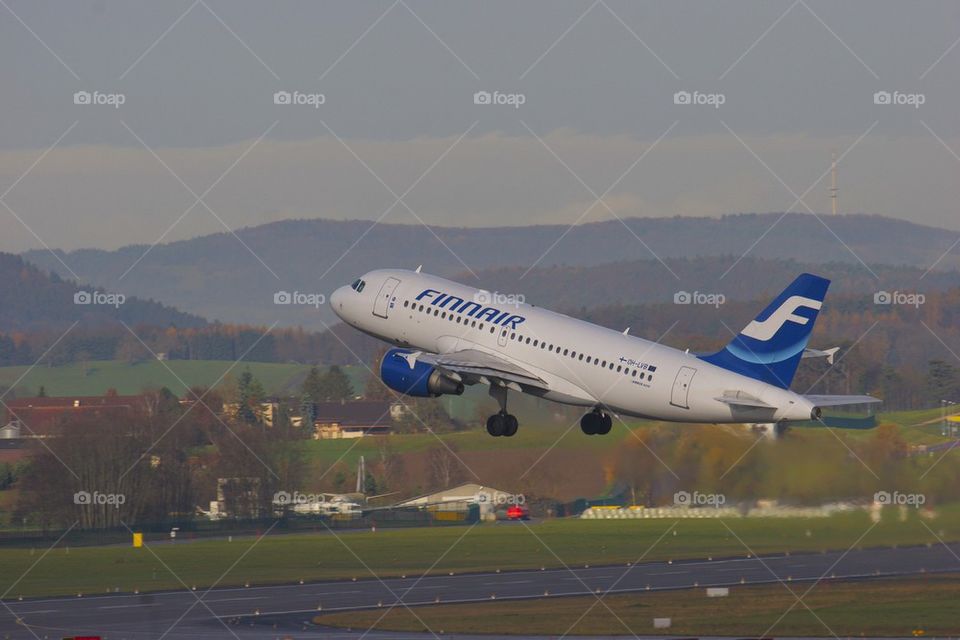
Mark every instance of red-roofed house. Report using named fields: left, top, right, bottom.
left=4, top=394, right=151, bottom=438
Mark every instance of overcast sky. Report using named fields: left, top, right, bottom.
left=1, top=0, right=958, bottom=252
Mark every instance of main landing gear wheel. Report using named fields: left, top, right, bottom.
left=486, top=384, right=519, bottom=437
left=486, top=411, right=519, bottom=437
left=581, top=410, right=613, bottom=435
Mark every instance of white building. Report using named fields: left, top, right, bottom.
left=397, top=483, right=520, bottom=520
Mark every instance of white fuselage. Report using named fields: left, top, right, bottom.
left=330, top=269, right=816, bottom=424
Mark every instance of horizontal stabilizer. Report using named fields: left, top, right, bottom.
left=802, top=346, right=840, bottom=365
left=805, top=394, right=881, bottom=407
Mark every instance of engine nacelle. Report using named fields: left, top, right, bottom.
left=380, top=348, right=464, bottom=397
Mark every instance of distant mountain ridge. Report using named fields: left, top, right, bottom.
left=474, top=258, right=960, bottom=313
left=21, top=213, right=960, bottom=328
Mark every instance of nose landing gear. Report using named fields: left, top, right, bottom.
left=580, top=408, right=613, bottom=435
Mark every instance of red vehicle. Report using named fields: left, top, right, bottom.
left=506, top=504, right=530, bottom=520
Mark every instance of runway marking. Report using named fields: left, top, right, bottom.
left=648, top=570, right=689, bottom=575
left=481, top=579, right=533, bottom=585
left=99, top=602, right=161, bottom=609
left=204, top=596, right=266, bottom=603
left=15, top=609, right=58, bottom=614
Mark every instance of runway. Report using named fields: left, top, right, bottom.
left=3, top=541, right=959, bottom=639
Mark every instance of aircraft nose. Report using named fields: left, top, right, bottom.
left=330, top=286, right=350, bottom=319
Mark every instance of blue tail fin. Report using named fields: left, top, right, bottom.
left=699, top=273, right=830, bottom=389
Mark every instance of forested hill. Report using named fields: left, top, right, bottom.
left=0, top=253, right=206, bottom=333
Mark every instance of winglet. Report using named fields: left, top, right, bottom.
left=415, top=265, right=422, bottom=273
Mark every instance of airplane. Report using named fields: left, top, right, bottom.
left=330, top=268, right=878, bottom=437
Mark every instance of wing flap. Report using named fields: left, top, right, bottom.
left=416, top=349, right=547, bottom=389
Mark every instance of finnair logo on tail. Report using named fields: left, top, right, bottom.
left=740, top=295, right=822, bottom=342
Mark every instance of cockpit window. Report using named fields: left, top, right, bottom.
left=350, top=279, right=366, bottom=292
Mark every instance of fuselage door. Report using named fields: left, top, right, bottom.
left=373, top=277, right=401, bottom=319
left=670, top=366, right=697, bottom=409
left=497, top=326, right=509, bottom=348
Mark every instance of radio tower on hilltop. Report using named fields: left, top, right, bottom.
left=830, top=151, right=838, bottom=215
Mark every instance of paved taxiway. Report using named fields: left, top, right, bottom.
left=2, top=542, right=958, bottom=639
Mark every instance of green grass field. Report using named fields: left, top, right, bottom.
left=301, top=414, right=629, bottom=466
left=315, top=573, right=960, bottom=636
left=2, top=509, right=959, bottom=599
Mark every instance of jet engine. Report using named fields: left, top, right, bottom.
left=380, top=348, right=464, bottom=397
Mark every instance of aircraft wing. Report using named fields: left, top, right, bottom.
left=804, top=394, right=881, bottom=407
left=414, top=349, right=548, bottom=390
